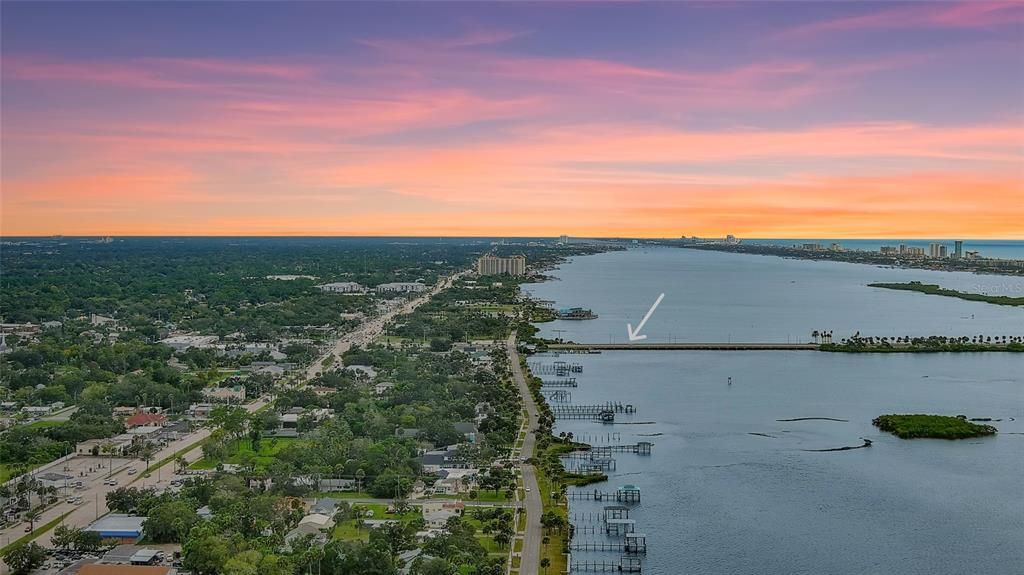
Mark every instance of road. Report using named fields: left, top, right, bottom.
left=1, top=270, right=466, bottom=573
left=0, top=394, right=271, bottom=562
left=507, top=334, right=542, bottom=575
left=305, top=271, right=467, bottom=380
left=548, top=342, right=820, bottom=351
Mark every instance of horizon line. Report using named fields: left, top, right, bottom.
left=3, top=234, right=1023, bottom=241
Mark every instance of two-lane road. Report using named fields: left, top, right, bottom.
left=507, top=334, right=542, bottom=575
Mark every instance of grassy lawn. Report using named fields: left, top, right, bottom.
left=535, top=454, right=568, bottom=575
left=0, top=461, right=47, bottom=483
left=331, top=503, right=419, bottom=541
left=307, top=491, right=375, bottom=500
left=190, top=437, right=298, bottom=470
left=430, top=491, right=509, bottom=503
left=25, top=419, right=65, bottom=430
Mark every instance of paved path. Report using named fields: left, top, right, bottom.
left=305, top=271, right=468, bottom=380
left=2, top=270, right=465, bottom=574
left=507, top=334, right=542, bottom=575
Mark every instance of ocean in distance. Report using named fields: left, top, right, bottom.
left=525, top=248, right=1024, bottom=575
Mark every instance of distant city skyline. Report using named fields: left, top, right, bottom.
left=2, top=1, right=1022, bottom=238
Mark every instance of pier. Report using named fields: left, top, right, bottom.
left=569, top=557, right=642, bottom=572
left=569, top=534, right=647, bottom=554
left=529, top=361, right=584, bottom=375
left=551, top=402, right=635, bottom=417
left=586, top=442, right=652, bottom=456
left=541, top=377, right=578, bottom=387
left=542, top=389, right=572, bottom=402
left=549, top=342, right=820, bottom=351
left=568, top=485, right=642, bottom=504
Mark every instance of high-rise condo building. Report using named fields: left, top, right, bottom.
left=954, top=240, right=963, bottom=259
left=476, top=255, right=527, bottom=276
left=929, top=243, right=946, bottom=258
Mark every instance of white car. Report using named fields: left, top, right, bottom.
left=127, top=468, right=137, bottom=475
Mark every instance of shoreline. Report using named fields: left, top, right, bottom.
left=672, top=242, right=1024, bottom=277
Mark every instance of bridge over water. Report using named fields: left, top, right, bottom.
left=548, top=342, right=821, bottom=351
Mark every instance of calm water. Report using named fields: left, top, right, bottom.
left=526, top=248, right=1024, bottom=344
left=526, top=249, right=1024, bottom=575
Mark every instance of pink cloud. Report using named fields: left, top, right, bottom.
left=779, top=1, right=1024, bottom=39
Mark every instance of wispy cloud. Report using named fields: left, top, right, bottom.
left=778, top=1, right=1024, bottom=40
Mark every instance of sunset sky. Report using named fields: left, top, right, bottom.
left=2, top=1, right=1022, bottom=238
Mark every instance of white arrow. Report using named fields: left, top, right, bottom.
left=627, top=293, right=665, bottom=342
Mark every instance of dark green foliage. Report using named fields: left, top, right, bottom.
left=2, top=542, right=46, bottom=575
left=869, top=282, right=1024, bottom=306
left=873, top=414, right=998, bottom=439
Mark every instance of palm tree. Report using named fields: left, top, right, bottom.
left=25, top=508, right=41, bottom=532
left=355, top=468, right=365, bottom=493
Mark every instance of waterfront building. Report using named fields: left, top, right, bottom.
left=954, top=240, right=964, bottom=259
left=905, top=246, right=925, bottom=257
left=880, top=246, right=898, bottom=255
left=476, top=255, right=526, bottom=276
left=559, top=235, right=569, bottom=245
left=929, top=243, right=947, bottom=258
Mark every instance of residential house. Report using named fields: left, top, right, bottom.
left=395, top=428, right=421, bottom=440
left=415, top=445, right=468, bottom=473
left=421, top=501, right=464, bottom=528
left=318, top=478, right=357, bottom=492
left=453, top=422, right=479, bottom=443
left=431, top=468, right=479, bottom=495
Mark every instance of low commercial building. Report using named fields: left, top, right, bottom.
left=317, top=281, right=364, bottom=293
left=188, top=403, right=214, bottom=421
left=376, top=282, right=428, bottom=294
left=76, top=436, right=135, bottom=456
left=203, top=386, right=246, bottom=403
left=125, top=412, right=168, bottom=429
left=78, top=566, right=171, bottom=575
left=85, top=514, right=147, bottom=543
left=159, top=335, right=218, bottom=352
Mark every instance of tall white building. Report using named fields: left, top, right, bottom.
left=476, top=255, right=526, bottom=276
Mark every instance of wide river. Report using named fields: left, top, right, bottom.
left=524, top=248, right=1023, bottom=575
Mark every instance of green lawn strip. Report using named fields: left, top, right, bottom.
left=331, top=503, right=418, bottom=542
left=0, top=462, right=47, bottom=484
left=25, top=419, right=66, bottom=430
left=0, top=510, right=73, bottom=555
left=190, top=437, right=298, bottom=470
left=430, top=491, right=509, bottom=503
